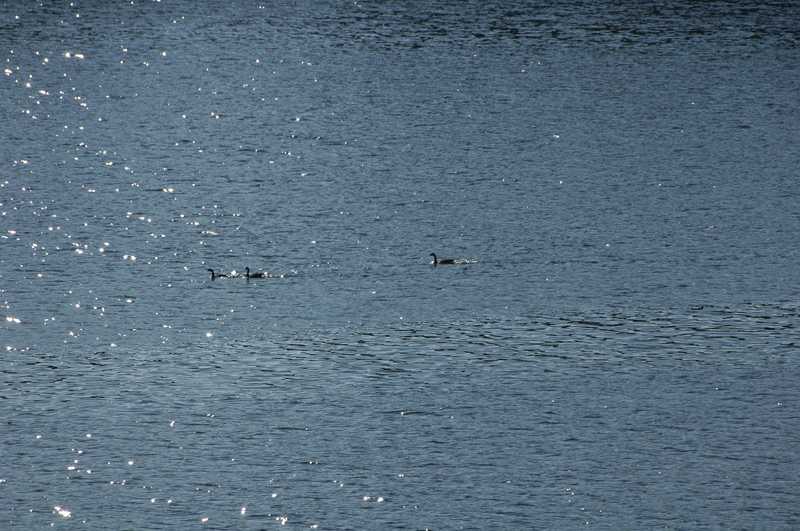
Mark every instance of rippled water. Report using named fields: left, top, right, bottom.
left=2, top=1, right=800, bottom=529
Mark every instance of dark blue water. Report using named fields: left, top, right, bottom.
left=2, top=1, right=800, bottom=529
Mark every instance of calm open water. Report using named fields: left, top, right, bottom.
left=2, top=1, right=800, bottom=529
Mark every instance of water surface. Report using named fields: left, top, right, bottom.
left=2, top=1, right=799, bottom=529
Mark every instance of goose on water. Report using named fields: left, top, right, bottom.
left=245, top=267, right=266, bottom=278
left=430, top=253, right=456, bottom=266
left=208, top=269, right=229, bottom=280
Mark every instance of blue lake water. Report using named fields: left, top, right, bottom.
left=2, top=1, right=800, bottom=529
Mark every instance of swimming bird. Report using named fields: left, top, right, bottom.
left=245, top=267, right=266, bottom=278
left=208, top=269, right=229, bottom=280
left=430, top=253, right=456, bottom=266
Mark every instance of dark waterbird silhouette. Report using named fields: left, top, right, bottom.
left=245, top=267, right=266, bottom=278
left=430, top=253, right=456, bottom=266
left=208, top=269, right=229, bottom=280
